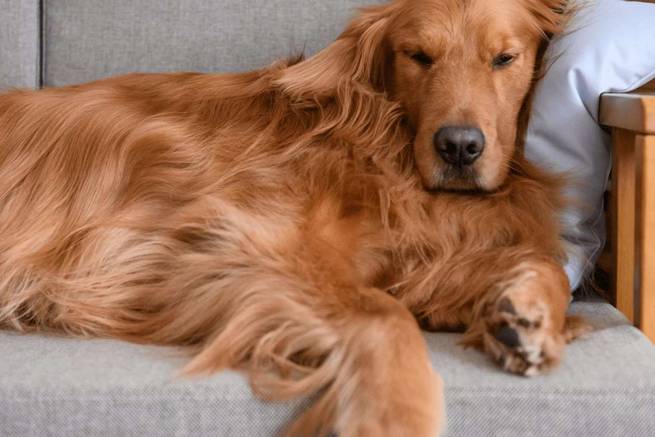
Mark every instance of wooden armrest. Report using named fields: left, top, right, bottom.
left=600, top=79, right=655, bottom=344
left=601, top=88, right=655, bottom=134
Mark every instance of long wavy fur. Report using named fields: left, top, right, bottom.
left=0, top=1, right=572, bottom=435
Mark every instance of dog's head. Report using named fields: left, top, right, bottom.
left=278, top=0, right=566, bottom=193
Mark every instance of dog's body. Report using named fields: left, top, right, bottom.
left=0, top=0, right=586, bottom=435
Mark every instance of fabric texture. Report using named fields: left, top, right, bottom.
left=0, top=0, right=40, bottom=90
left=525, top=0, right=655, bottom=290
left=2, top=300, right=655, bottom=437
left=42, top=0, right=378, bottom=87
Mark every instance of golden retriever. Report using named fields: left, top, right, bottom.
left=0, top=0, right=586, bottom=435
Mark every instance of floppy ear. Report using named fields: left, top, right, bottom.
left=275, top=4, right=397, bottom=99
left=522, top=0, right=569, bottom=35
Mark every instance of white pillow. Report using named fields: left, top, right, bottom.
left=525, top=0, right=655, bottom=290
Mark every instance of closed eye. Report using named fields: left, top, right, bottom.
left=492, top=53, right=517, bottom=69
left=407, top=51, right=434, bottom=67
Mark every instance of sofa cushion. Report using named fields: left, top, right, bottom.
left=1, top=300, right=654, bottom=436
left=0, top=0, right=41, bottom=90
left=42, top=0, right=378, bottom=87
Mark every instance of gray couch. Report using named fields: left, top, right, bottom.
left=1, top=1, right=655, bottom=436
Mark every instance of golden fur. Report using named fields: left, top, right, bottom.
left=0, top=0, right=587, bottom=435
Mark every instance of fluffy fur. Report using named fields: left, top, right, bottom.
left=0, top=0, right=586, bottom=435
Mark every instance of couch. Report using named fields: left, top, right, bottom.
left=1, top=1, right=654, bottom=435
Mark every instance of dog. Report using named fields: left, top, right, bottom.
left=0, top=0, right=588, bottom=435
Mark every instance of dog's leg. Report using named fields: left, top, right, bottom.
left=186, top=281, right=443, bottom=437
left=289, top=288, right=444, bottom=437
left=172, top=227, right=444, bottom=437
left=467, top=259, right=591, bottom=376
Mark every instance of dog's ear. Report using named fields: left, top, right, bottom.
left=275, top=3, right=397, bottom=99
left=522, top=0, right=570, bottom=35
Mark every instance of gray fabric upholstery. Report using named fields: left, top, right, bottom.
left=43, top=0, right=379, bottom=87
left=0, top=0, right=40, bottom=90
left=2, top=301, right=655, bottom=436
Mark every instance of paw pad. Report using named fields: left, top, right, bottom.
left=494, top=325, right=521, bottom=348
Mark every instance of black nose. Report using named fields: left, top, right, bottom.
left=434, top=126, right=486, bottom=167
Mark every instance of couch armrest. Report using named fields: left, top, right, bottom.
left=600, top=83, right=655, bottom=344
left=600, top=88, right=655, bottom=134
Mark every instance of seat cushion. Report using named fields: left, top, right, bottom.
left=1, top=300, right=654, bottom=436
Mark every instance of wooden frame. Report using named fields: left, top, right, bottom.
left=600, top=83, right=655, bottom=343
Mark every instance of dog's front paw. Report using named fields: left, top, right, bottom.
left=483, top=279, right=566, bottom=377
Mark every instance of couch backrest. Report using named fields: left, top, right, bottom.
left=0, top=0, right=379, bottom=90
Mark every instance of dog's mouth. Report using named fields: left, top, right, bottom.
left=426, top=165, right=485, bottom=194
